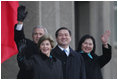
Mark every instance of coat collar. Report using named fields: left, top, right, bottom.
left=39, top=51, right=57, bottom=61
left=54, top=45, right=75, bottom=57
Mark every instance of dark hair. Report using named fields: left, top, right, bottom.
left=55, top=27, right=71, bottom=38
left=77, top=34, right=96, bottom=54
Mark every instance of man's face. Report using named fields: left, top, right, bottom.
left=56, top=29, right=71, bottom=48
left=32, top=28, right=45, bottom=44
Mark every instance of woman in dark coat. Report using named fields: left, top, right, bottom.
left=17, top=34, right=63, bottom=79
left=76, top=30, right=112, bottom=79
left=32, top=34, right=63, bottom=79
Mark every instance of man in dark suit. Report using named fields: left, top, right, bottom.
left=52, top=27, right=86, bottom=79
left=14, top=5, right=47, bottom=79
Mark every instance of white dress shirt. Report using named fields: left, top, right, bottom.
left=16, top=23, right=23, bottom=31
left=58, top=45, right=70, bottom=56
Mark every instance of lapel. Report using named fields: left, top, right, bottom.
left=52, top=46, right=67, bottom=61
left=52, top=46, right=75, bottom=58
left=68, top=47, right=75, bottom=57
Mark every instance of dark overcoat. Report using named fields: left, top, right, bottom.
left=14, top=24, right=63, bottom=79
left=32, top=52, right=63, bottom=79
left=77, top=45, right=112, bottom=79
left=14, top=24, right=39, bottom=79
left=51, top=46, right=86, bottom=79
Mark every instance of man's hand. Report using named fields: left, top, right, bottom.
left=17, top=5, right=28, bottom=22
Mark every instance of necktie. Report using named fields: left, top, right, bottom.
left=63, top=49, right=69, bottom=56
left=63, top=49, right=67, bottom=53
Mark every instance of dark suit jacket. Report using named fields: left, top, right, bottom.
left=51, top=45, right=86, bottom=79
left=14, top=24, right=39, bottom=79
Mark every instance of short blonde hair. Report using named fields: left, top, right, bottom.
left=37, top=34, right=55, bottom=48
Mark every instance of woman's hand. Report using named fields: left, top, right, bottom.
left=101, top=30, right=111, bottom=48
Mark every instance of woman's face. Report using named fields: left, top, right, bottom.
left=81, top=38, right=94, bottom=53
left=40, top=40, right=52, bottom=57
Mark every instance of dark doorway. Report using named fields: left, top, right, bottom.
left=74, top=1, right=90, bottom=50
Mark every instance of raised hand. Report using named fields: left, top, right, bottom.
left=17, top=5, right=28, bottom=22
left=101, top=30, right=111, bottom=48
